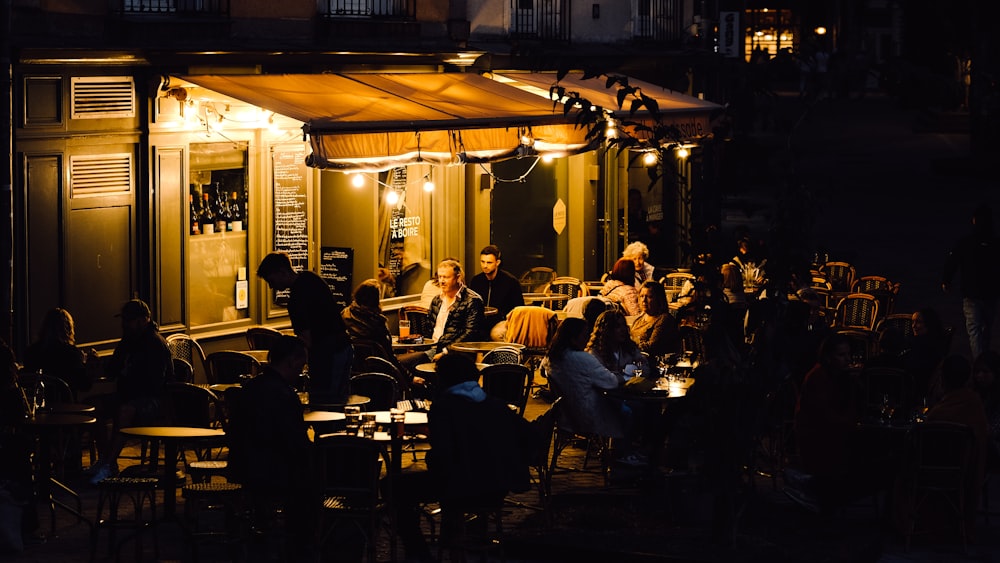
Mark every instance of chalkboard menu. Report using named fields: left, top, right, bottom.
left=272, top=145, right=309, bottom=306
left=320, top=247, right=354, bottom=308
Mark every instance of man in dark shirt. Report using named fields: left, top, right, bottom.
left=943, top=203, right=1000, bottom=359
left=89, top=299, right=172, bottom=483
left=257, top=252, right=353, bottom=404
left=468, top=245, right=524, bottom=339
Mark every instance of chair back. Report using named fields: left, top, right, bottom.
left=399, top=306, right=431, bottom=337
left=205, top=351, right=261, bottom=385
left=852, top=276, right=897, bottom=319
left=833, top=293, right=879, bottom=332
left=480, top=363, right=532, bottom=415
left=349, top=339, right=393, bottom=374
left=362, top=356, right=405, bottom=384
left=172, top=357, right=195, bottom=384
left=316, top=434, right=384, bottom=510
left=166, top=333, right=207, bottom=380
left=875, top=313, right=914, bottom=353
left=18, top=371, right=75, bottom=404
left=503, top=306, right=558, bottom=350
left=245, top=327, right=283, bottom=351
left=348, top=372, right=399, bottom=411
left=544, top=277, right=582, bottom=310
left=820, top=261, right=856, bottom=293
left=164, top=382, right=222, bottom=429
left=519, top=267, right=557, bottom=293
left=527, top=397, right=561, bottom=508
left=662, top=272, right=695, bottom=303
left=481, top=346, right=523, bottom=366
left=906, top=421, right=975, bottom=494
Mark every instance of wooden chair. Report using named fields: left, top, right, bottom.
left=171, top=358, right=195, bottom=384
left=348, top=372, right=400, bottom=412
left=166, top=334, right=208, bottom=382
left=204, top=351, right=261, bottom=385
left=163, top=382, right=226, bottom=464
left=852, top=276, right=899, bottom=319
left=350, top=338, right=395, bottom=374
left=518, top=267, right=557, bottom=294
left=543, top=277, right=582, bottom=311
left=833, top=293, right=879, bottom=332
left=661, top=272, right=695, bottom=304
left=875, top=313, right=914, bottom=354
left=480, top=363, right=532, bottom=415
left=399, top=306, right=432, bottom=338
left=819, top=261, right=856, bottom=294
left=481, top=346, right=523, bottom=366
left=245, top=327, right=283, bottom=351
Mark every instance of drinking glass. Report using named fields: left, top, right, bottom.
left=361, top=413, right=377, bottom=439
left=344, top=405, right=362, bottom=435
left=399, top=319, right=411, bottom=338
left=389, top=408, right=405, bottom=438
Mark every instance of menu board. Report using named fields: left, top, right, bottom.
left=320, top=246, right=354, bottom=308
left=272, top=145, right=309, bottom=306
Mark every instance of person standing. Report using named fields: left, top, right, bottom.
left=468, top=245, right=524, bottom=339
left=942, top=203, right=1000, bottom=359
left=88, top=299, right=172, bottom=483
left=257, top=252, right=353, bottom=404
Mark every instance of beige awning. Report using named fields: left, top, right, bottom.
left=180, top=72, right=720, bottom=172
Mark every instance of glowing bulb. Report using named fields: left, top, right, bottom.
left=642, top=152, right=658, bottom=166
left=423, top=179, right=435, bottom=192
left=676, top=147, right=690, bottom=159
left=815, top=26, right=827, bottom=35
left=386, top=189, right=400, bottom=205
left=541, top=154, right=554, bottom=164
left=520, top=134, right=534, bottom=146
left=351, top=173, right=365, bottom=188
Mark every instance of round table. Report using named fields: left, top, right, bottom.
left=522, top=293, right=567, bottom=305
left=415, top=362, right=489, bottom=374
left=304, top=411, right=346, bottom=423
left=45, top=402, right=97, bottom=414
left=448, top=341, right=526, bottom=354
left=21, top=413, right=98, bottom=528
left=120, top=426, right=226, bottom=517
left=392, top=336, right=437, bottom=352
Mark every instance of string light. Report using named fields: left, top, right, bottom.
left=642, top=151, right=658, bottom=166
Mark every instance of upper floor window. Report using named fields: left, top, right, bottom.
left=510, top=0, right=570, bottom=41
left=633, top=0, right=683, bottom=42
left=321, top=0, right=415, bottom=19
left=120, top=0, right=230, bottom=15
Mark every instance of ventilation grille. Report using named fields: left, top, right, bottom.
left=70, top=154, right=133, bottom=196
left=71, top=77, right=136, bottom=119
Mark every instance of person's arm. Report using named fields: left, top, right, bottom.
left=578, top=352, right=622, bottom=390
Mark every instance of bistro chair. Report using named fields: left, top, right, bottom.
left=171, top=358, right=195, bottom=384
left=833, top=293, right=880, bottom=332
left=518, top=267, right=557, bottom=294
left=245, top=326, right=283, bottom=351
left=901, top=421, right=976, bottom=552
left=852, top=275, right=899, bottom=319
left=661, top=272, right=695, bottom=304
left=480, top=363, right=532, bottom=416
left=349, top=338, right=394, bottom=375
left=166, top=333, right=208, bottom=382
left=481, top=345, right=523, bottom=366
left=348, top=372, right=400, bottom=412
left=316, top=434, right=391, bottom=563
left=875, top=313, right=915, bottom=354
left=819, top=261, right=856, bottom=294
left=544, top=276, right=583, bottom=310
left=526, top=398, right=561, bottom=515
left=204, top=351, right=261, bottom=385
left=361, top=356, right=410, bottom=398
left=399, top=306, right=432, bottom=338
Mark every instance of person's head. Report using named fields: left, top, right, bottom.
left=638, top=280, right=667, bottom=316
left=39, top=307, right=75, bottom=346
left=436, top=259, right=464, bottom=297
left=940, top=354, right=972, bottom=392
left=911, top=308, right=943, bottom=338
left=479, top=245, right=502, bottom=279
left=436, top=353, right=479, bottom=390
left=589, top=309, right=630, bottom=350
left=622, top=242, right=650, bottom=272
left=256, top=252, right=297, bottom=290
left=608, top=258, right=636, bottom=285
left=817, top=332, right=852, bottom=374
left=118, top=299, right=151, bottom=336
left=352, top=279, right=382, bottom=311
left=267, top=335, right=308, bottom=384
left=547, top=317, right=590, bottom=360
left=973, top=350, right=1000, bottom=395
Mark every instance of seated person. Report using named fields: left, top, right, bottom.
left=630, top=280, right=680, bottom=358
left=229, top=335, right=317, bottom=561
left=599, top=258, right=640, bottom=316
left=467, top=245, right=524, bottom=340
left=341, top=279, right=408, bottom=390
left=22, top=307, right=100, bottom=396
left=394, top=354, right=535, bottom=562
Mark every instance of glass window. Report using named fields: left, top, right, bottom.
left=188, top=142, right=250, bottom=326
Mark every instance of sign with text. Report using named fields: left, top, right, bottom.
left=272, top=144, right=309, bottom=306
left=320, top=246, right=353, bottom=308
left=719, top=12, right=740, bottom=58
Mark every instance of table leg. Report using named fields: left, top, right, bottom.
left=161, top=440, right=179, bottom=518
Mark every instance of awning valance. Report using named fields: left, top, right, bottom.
left=179, top=72, right=720, bottom=172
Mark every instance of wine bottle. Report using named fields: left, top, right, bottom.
left=214, top=183, right=228, bottom=233
left=230, top=191, right=243, bottom=232
left=189, top=193, right=201, bottom=236
left=200, top=192, right=216, bottom=234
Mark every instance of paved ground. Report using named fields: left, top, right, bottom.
left=8, top=89, right=1000, bottom=562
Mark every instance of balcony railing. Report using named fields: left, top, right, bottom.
left=322, top=0, right=416, bottom=19
left=510, top=0, right=570, bottom=42
left=633, top=0, right=683, bottom=43
left=118, top=0, right=230, bottom=15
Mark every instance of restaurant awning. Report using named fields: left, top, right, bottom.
left=179, top=72, right=720, bottom=172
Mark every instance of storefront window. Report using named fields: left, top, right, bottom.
left=188, top=142, right=250, bottom=326
left=378, top=167, right=432, bottom=296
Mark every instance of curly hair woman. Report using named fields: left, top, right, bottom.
left=586, top=309, right=648, bottom=376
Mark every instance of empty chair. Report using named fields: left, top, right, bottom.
left=876, top=313, right=914, bottom=354
left=246, top=327, right=283, bottom=351
left=18, top=370, right=76, bottom=404
left=518, top=267, right=557, bottom=294
left=481, top=346, right=522, bottom=366
left=204, top=351, right=261, bottom=385
left=833, top=293, right=879, bottom=332
left=163, top=382, right=226, bottom=463
left=852, top=276, right=899, bottom=319
left=166, top=334, right=207, bottom=381
left=350, top=338, right=395, bottom=374
left=480, top=363, right=532, bottom=415
left=349, top=372, right=400, bottom=412
left=661, top=272, right=695, bottom=304
left=819, top=261, right=856, bottom=294
left=361, top=356, right=409, bottom=396
left=544, top=277, right=582, bottom=311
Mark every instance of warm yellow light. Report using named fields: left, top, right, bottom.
left=676, top=147, right=690, bottom=159
left=764, top=34, right=773, bottom=41
left=756, top=31, right=763, bottom=37
left=351, top=173, right=365, bottom=188
left=642, top=152, right=658, bottom=166
left=520, top=134, right=534, bottom=146
left=815, top=26, right=827, bottom=35
left=423, top=179, right=435, bottom=192
left=386, top=189, right=400, bottom=205
left=541, top=154, right=554, bottom=164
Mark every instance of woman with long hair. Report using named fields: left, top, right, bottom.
left=23, top=307, right=98, bottom=395
left=587, top=309, right=647, bottom=376
left=630, top=280, right=680, bottom=358
left=600, top=258, right=640, bottom=316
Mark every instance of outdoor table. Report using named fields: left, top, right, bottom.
left=119, top=426, right=225, bottom=518
left=241, top=349, right=270, bottom=363
left=392, top=335, right=437, bottom=352
left=208, top=383, right=241, bottom=394
left=523, top=293, right=566, bottom=305
left=415, top=362, right=489, bottom=374
left=20, top=412, right=97, bottom=531
left=448, top=341, right=526, bottom=354
left=304, top=411, right=346, bottom=423
left=605, top=376, right=696, bottom=403
left=46, top=402, right=96, bottom=414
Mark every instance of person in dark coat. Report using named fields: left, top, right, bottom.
left=468, top=245, right=524, bottom=338
left=942, top=203, right=1000, bottom=359
left=22, top=307, right=100, bottom=397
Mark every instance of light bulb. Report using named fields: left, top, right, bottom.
left=677, top=147, right=690, bottom=159
left=351, top=173, right=365, bottom=188
left=643, top=152, right=658, bottom=166
left=423, top=180, right=435, bottom=192
left=386, top=189, right=400, bottom=205
left=541, top=154, right=554, bottom=164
